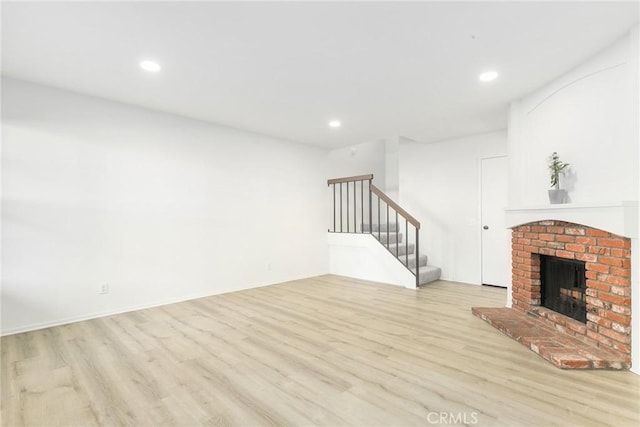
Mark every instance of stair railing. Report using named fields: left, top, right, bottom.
left=327, top=174, right=373, bottom=234
left=328, top=174, right=421, bottom=286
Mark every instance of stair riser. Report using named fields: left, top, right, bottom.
left=376, top=233, right=403, bottom=244
left=387, top=244, right=414, bottom=257
left=416, top=266, right=442, bottom=285
left=362, top=223, right=399, bottom=232
left=400, top=256, right=428, bottom=269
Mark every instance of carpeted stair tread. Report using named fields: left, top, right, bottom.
left=415, top=266, right=442, bottom=285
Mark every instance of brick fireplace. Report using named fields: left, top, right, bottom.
left=474, top=202, right=638, bottom=370
left=511, top=220, right=631, bottom=362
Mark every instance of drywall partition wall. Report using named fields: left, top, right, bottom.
left=327, top=139, right=386, bottom=183
left=328, top=233, right=417, bottom=289
left=384, top=137, right=401, bottom=203
left=326, top=136, right=405, bottom=195
left=508, top=31, right=638, bottom=207
left=399, top=131, right=507, bottom=284
left=1, top=77, right=329, bottom=335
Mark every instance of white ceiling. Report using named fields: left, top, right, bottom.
left=2, top=1, right=638, bottom=148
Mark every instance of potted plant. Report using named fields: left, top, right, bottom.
left=548, top=152, right=570, bottom=204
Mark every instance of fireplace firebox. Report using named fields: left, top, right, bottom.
left=540, top=255, right=587, bottom=323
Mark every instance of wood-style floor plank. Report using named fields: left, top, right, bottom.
left=1, top=274, right=639, bottom=426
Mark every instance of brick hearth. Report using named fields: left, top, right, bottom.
left=472, top=307, right=629, bottom=369
left=474, top=220, right=631, bottom=369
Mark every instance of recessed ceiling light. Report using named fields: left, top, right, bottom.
left=140, top=60, right=161, bottom=72
left=328, top=120, right=341, bottom=128
left=479, top=71, right=498, bottom=82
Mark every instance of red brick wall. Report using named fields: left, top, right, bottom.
left=512, top=220, right=631, bottom=360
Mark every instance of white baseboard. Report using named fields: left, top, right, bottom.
left=1, top=272, right=327, bottom=336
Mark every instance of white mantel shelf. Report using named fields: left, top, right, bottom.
left=504, top=201, right=639, bottom=239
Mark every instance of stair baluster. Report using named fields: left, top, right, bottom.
left=328, top=174, right=436, bottom=286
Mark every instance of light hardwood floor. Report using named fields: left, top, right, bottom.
left=2, top=274, right=639, bottom=426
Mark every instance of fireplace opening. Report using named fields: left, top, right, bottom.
left=540, top=255, right=587, bottom=323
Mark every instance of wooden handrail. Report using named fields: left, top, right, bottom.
left=327, top=174, right=373, bottom=185
left=370, top=184, right=420, bottom=229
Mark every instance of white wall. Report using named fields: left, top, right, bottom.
left=327, top=138, right=386, bottom=184
left=1, top=77, right=329, bottom=335
left=384, top=137, right=400, bottom=202
left=508, top=32, right=638, bottom=207
left=399, top=131, right=508, bottom=284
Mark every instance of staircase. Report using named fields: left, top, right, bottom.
left=362, top=223, right=441, bottom=285
left=328, top=174, right=441, bottom=286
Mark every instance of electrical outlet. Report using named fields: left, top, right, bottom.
left=100, top=283, right=109, bottom=294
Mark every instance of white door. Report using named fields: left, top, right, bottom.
left=481, top=156, right=510, bottom=287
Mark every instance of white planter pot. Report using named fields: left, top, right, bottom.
left=548, top=189, right=567, bottom=204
